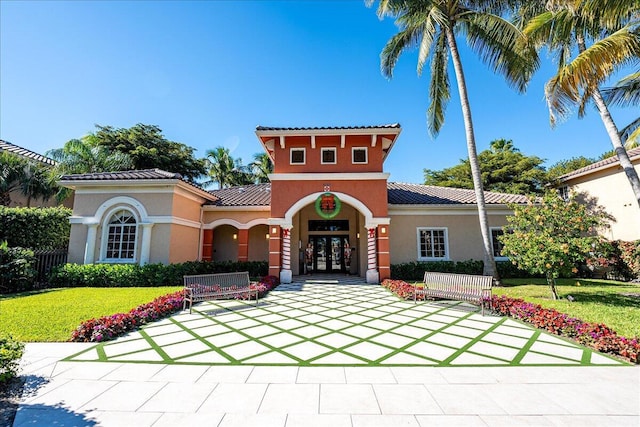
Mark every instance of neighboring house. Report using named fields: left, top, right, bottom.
left=0, top=139, right=72, bottom=208
left=556, top=146, right=640, bottom=241
left=59, top=124, right=527, bottom=283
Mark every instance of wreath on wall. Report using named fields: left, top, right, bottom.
left=315, top=192, right=342, bottom=219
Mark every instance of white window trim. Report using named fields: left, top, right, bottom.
left=352, top=147, right=368, bottom=164
left=321, top=147, right=337, bottom=165
left=558, top=185, right=569, bottom=201
left=490, top=227, right=509, bottom=261
left=99, top=206, right=139, bottom=264
left=290, top=147, right=306, bottom=165
left=416, top=227, right=449, bottom=261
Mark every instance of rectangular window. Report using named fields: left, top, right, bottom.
left=417, top=228, right=448, bottom=260
left=490, top=228, right=506, bottom=259
left=558, top=185, right=569, bottom=201
left=321, top=147, right=336, bottom=164
left=352, top=147, right=367, bottom=164
left=290, top=148, right=305, bottom=165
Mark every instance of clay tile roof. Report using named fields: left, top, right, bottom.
left=60, top=169, right=183, bottom=181
left=256, top=124, right=400, bottom=131
left=387, top=182, right=529, bottom=205
left=206, top=184, right=272, bottom=206
left=557, top=146, right=640, bottom=182
left=0, top=139, right=57, bottom=166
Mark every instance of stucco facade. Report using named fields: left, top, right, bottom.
left=557, top=147, right=640, bottom=241
left=60, top=125, right=526, bottom=283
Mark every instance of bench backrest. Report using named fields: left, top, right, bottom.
left=183, top=271, right=250, bottom=288
left=423, top=271, right=493, bottom=293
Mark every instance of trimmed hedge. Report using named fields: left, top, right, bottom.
left=0, top=206, right=71, bottom=250
left=0, top=333, right=24, bottom=383
left=390, top=260, right=533, bottom=281
left=0, top=242, right=36, bottom=293
left=49, top=260, right=269, bottom=288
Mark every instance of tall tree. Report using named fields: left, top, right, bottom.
left=521, top=0, right=640, bottom=208
left=0, top=152, right=58, bottom=207
left=0, top=152, right=27, bottom=206
left=204, top=147, right=252, bottom=189
left=545, top=155, right=595, bottom=181
left=602, top=71, right=640, bottom=146
left=424, top=139, right=547, bottom=194
left=47, top=138, right=134, bottom=175
left=251, top=153, right=273, bottom=184
left=91, top=124, right=207, bottom=182
left=369, top=0, right=538, bottom=279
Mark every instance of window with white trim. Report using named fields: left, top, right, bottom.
left=352, top=147, right=368, bottom=164
left=417, top=228, right=448, bottom=260
left=290, top=148, right=305, bottom=165
left=321, top=147, right=336, bottom=164
left=490, top=227, right=507, bottom=259
left=105, top=209, right=138, bottom=261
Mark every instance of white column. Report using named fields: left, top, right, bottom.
left=139, top=223, right=154, bottom=265
left=83, top=223, right=99, bottom=264
left=280, top=227, right=292, bottom=284
left=366, top=227, right=379, bottom=284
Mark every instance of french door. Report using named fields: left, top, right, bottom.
left=308, top=235, right=350, bottom=273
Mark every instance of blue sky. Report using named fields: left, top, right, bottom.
left=1, top=1, right=636, bottom=184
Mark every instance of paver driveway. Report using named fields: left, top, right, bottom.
left=65, top=276, right=625, bottom=367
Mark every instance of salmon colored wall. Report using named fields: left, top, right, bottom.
left=248, top=225, right=269, bottom=262
left=171, top=192, right=202, bottom=222
left=268, top=225, right=281, bottom=277
left=273, top=134, right=391, bottom=174
left=168, top=224, right=200, bottom=263
left=202, top=210, right=269, bottom=225
left=377, top=224, right=390, bottom=280
left=202, top=229, right=213, bottom=261
left=270, top=180, right=388, bottom=218
left=212, top=225, right=239, bottom=261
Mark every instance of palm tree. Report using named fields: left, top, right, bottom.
left=204, top=147, right=239, bottom=189
left=47, top=137, right=133, bottom=175
left=521, top=0, right=640, bottom=207
left=18, top=162, right=59, bottom=207
left=0, top=151, right=27, bottom=206
left=369, top=0, right=538, bottom=279
left=250, top=153, right=273, bottom=183
left=602, top=71, right=640, bottom=146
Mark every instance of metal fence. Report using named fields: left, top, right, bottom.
left=33, top=248, right=67, bottom=285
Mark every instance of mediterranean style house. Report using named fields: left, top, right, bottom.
left=556, top=146, right=640, bottom=241
left=59, top=124, right=527, bottom=283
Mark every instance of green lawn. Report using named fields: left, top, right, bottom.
left=496, top=278, right=640, bottom=338
left=0, top=287, right=181, bottom=342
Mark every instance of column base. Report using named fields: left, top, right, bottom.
left=366, top=269, right=379, bottom=284
left=280, top=269, right=292, bottom=284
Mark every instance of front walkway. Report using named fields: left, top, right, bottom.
left=64, top=275, right=624, bottom=367
left=13, top=275, right=640, bottom=426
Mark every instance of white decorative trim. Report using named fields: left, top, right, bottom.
left=147, top=216, right=202, bottom=229
left=202, top=206, right=270, bottom=212
left=352, top=147, right=368, bottom=165
left=416, top=227, right=450, bottom=261
left=321, top=147, right=337, bottom=165
left=279, top=136, right=285, bottom=149
left=280, top=191, right=376, bottom=225
left=256, top=126, right=401, bottom=137
left=311, top=135, right=316, bottom=149
left=98, top=206, right=140, bottom=264
left=371, top=134, right=377, bottom=147
left=340, top=134, right=345, bottom=148
left=94, top=196, right=150, bottom=223
left=290, top=147, right=306, bottom=165
left=268, top=172, right=389, bottom=181
left=204, top=218, right=270, bottom=230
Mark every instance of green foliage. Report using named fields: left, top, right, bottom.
left=545, top=156, right=595, bottom=181
left=424, top=140, right=547, bottom=195
left=0, top=287, right=180, bottom=341
left=0, top=241, right=35, bottom=294
left=500, top=192, right=610, bottom=298
left=49, top=260, right=268, bottom=288
left=0, top=334, right=24, bottom=383
left=391, top=259, right=532, bottom=281
left=91, top=124, right=206, bottom=182
left=0, top=151, right=59, bottom=207
left=0, top=206, right=71, bottom=249
left=618, top=240, right=640, bottom=279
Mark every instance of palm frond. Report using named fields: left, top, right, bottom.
left=381, top=22, right=428, bottom=78
left=427, top=30, right=450, bottom=136
left=602, top=71, right=640, bottom=107
left=621, top=116, right=640, bottom=144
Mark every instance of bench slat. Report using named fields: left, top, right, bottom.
left=183, top=271, right=256, bottom=314
left=416, top=271, right=493, bottom=315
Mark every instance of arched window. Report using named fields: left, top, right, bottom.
left=105, top=209, right=138, bottom=261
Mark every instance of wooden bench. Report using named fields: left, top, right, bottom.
left=183, top=271, right=257, bottom=314
left=414, top=271, right=493, bottom=315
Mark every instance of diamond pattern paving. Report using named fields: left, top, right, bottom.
left=64, top=276, right=627, bottom=367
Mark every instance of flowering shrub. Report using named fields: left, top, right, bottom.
left=490, top=295, right=640, bottom=364
left=70, top=276, right=280, bottom=342
left=381, top=279, right=425, bottom=301
left=70, top=290, right=185, bottom=342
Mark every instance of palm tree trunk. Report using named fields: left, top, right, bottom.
left=577, top=37, right=640, bottom=209
left=445, top=26, right=499, bottom=281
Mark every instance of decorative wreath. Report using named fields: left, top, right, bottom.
left=315, top=192, right=342, bottom=219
